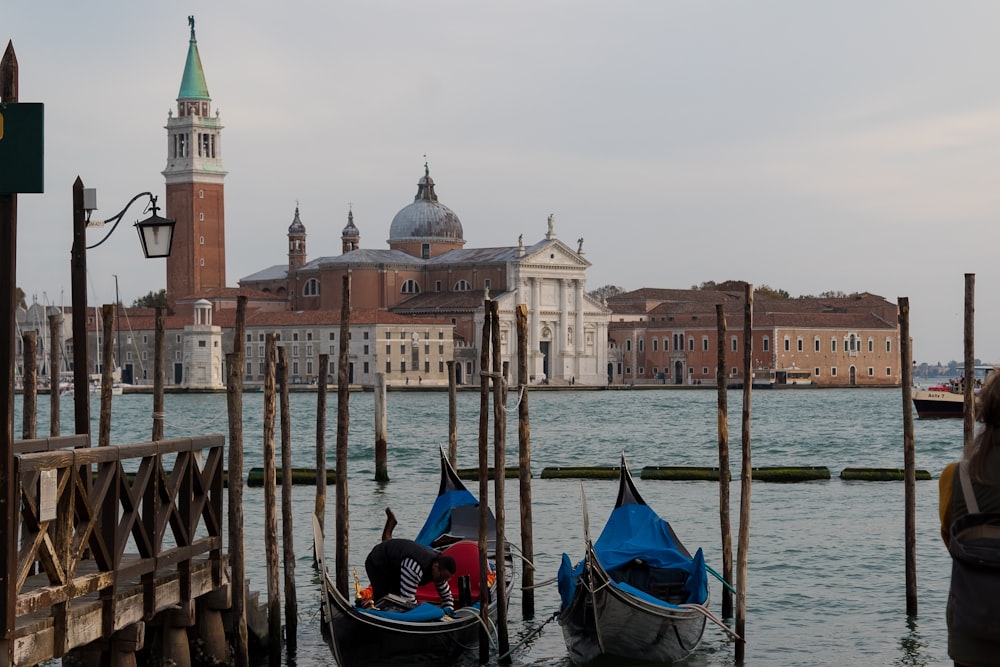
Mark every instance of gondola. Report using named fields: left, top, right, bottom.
left=315, top=449, right=514, bottom=666
left=557, top=454, right=709, bottom=664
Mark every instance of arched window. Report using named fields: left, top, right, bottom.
left=401, top=279, right=421, bottom=294
left=303, top=279, right=320, bottom=296
left=454, top=280, right=472, bottom=292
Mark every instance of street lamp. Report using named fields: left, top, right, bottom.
left=71, top=176, right=175, bottom=436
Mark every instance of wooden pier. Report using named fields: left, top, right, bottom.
left=7, top=433, right=244, bottom=666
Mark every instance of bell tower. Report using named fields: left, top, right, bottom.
left=163, top=16, right=228, bottom=308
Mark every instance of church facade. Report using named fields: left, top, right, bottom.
left=240, top=168, right=611, bottom=386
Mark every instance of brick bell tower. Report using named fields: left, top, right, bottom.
left=163, top=16, right=227, bottom=309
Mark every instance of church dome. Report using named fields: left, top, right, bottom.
left=288, top=206, right=305, bottom=234
left=389, top=167, right=464, bottom=242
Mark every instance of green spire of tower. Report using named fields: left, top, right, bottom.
left=178, top=15, right=210, bottom=100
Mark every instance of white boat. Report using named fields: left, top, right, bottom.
left=912, top=366, right=995, bottom=419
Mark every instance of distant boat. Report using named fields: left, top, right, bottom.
left=912, top=366, right=995, bottom=419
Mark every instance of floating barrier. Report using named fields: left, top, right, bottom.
left=456, top=466, right=527, bottom=480
left=750, top=466, right=830, bottom=482
left=641, top=466, right=729, bottom=481
left=247, top=467, right=336, bottom=487
left=540, top=466, right=620, bottom=480
left=840, top=467, right=932, bottom=481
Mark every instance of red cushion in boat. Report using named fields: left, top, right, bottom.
left=415, top=540, right=483, bottom=604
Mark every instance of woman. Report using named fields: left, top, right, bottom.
left=939, top=370, right=1000, bottom=666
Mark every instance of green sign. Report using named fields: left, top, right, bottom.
left=0, top=102, right=44, bottom=194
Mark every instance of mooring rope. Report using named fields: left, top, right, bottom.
left=497, top=610, right=560, bottom=661
left=681, top=602, right=743, bottom=641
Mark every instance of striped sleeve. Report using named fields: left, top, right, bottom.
left=435, top=578, right=454, bottom=606
left=399, top=557, right=423, bottom=601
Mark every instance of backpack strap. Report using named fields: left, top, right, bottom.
left=958, top=459, right=981, bottom=515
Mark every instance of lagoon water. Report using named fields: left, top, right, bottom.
left=16, top=387, right=960, bottom=666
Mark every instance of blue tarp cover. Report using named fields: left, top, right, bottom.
left=558, top=504, right=708, bottom=609
left=415, top=488, right=478, bottom=547
left=357, top=601, right=445, bottom=622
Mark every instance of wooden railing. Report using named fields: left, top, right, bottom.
left=12, top=434, right=224, bottom=653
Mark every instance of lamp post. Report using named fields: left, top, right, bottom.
left=71, top=177, right=175, bottom=436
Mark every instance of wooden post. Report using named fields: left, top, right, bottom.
left=735, top=284, right=753, bottom=663
left=227, top=296, right=248, bottom=667
left=71, top=176, right=90, bottom=436
left=0, top=42, right=18, bottom=661
left=490, top=302, right=510, bottom=662
left=315, top=353, right=328, bottom=557
left=21, top=331, right=37, bottom=440
left=448, top=360, right=458, bottom=467
left=963, top=274, right=975, bottom=458
left=374, top=373, right=388, bottom=482
left=49, top=313, right=61, bottom=437
left=899, top=297, right=917, bottom=616
left=262, top=332, right=282, bottom=665
left=715, top=303, right=733, bottom=619
left=277, top=346, right=297, bottom=648
left=516, top=304, right=534, bottom=619
left=335, top=275, right=351, bottom=597
left=477, top=300, right=491, bottom=664
left=99, top=304, right=115, bottom=447
left=152, top=307, right=165, bottom=442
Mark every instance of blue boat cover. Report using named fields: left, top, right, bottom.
left=414, top=488, right=478, bottom=547
left=558, top=503, right=708, bottom=609
left=357, top=601, right=445, bottom=622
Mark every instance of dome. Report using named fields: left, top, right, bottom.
left=389, top=168, right=464, bottom=242
left=288, top=205, right=305, bottom=234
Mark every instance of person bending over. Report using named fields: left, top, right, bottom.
left=365, top=538, right=456, bottom=612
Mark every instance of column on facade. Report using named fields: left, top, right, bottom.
left=560, top=278, right=571, bottom=381
left=574, top=279, right=584, bottom=380
left=531, top=278, right=541, bottom=376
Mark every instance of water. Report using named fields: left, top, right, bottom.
left=15, top=388, right=960, bottom=666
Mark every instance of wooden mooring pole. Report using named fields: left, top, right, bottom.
left=335, top=275, right=351, bottom=597
left=516, top=304, right=535, bottom=619
left=49, top=313, right=61, bottom=437
left=963, top=274, right=975, bottom=458
left=315, top=353, right=329, bottom=561
left=448, top=360, right=458, bottom=467
left=735, top=284, right=753, bottom=663
left=477, top=299, right=491, bottom=664
left=374, top=372, right=388, bottom=482
left=715, top=303, right=733, bottom=619
left=21, top=331, right=37, bottom=440
left=277, top=346, right=298, bottom=649
left=152, top=306, right=165, bottom=442
left=0, top=42, right=19, bottom=663
left=263, top=333, right=282, bottom=665
left=899, top=297, right=917, bottom=616
left=227, top=296, right=249, bottom=667
left=490, top=302, right=510, bottom=663
left=99, top=304, right=115, bottom=447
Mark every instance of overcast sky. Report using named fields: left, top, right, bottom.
left=6, top=2, right=1000, bottom=365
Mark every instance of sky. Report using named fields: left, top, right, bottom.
left=5, top=2, right=1000, bottom=365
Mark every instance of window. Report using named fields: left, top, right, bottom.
left=292, top=344, right=299, bottom=356
left=868, top=367, right=874, bottom=376
left=246, top=362, right=252, bottom=375
left=421, top=243, right=430, bottom=259
left=815, top=338, right=820, bottom=352
left=763, top=337, right=769, bottom=352
left=484, top=279, right=491, bottom=291
left=424, top=361, right=430, bottom=373
left=886, top=367, right=892, bottom=376
left=385, top=344, right=391, bottom=354
left=731, top=336, right=738, bottom=352
left=439, top=361, right=444, bottom=373
left=329, top=332, right=335, bottom=340
left=401, top=361, right=407, bottom=373
left=436, top=281, right=442, bottom=292
left=638, top=339, right=644, bottom=352
left=363, top=331, right=369, bottom=339
left=797, top=338, right=803, bottom=352
left=702, top=367, right=709, bottom=375
left=306, top=344, right=313, bottom=356
left=886, top=338, right=892, bottom=353
left=307, top=332, right=313, bottom=341
left=246, top=345, right=252, bottom=357
left=626, top=340, right=632, bottom=351
left=814, top=367, right=820, bottom=376
left=385, top=361, right=391, bottom=373
left=831, top=338, right=837, bottom=353
left=259, top=345, right=264, bottom=357
left=293, top=361, right=300, bottom=375
left=400, top=344, right=406, bottom=354
left=199, top=236, right=205, bottom=245
left=198, top=340, right=206, bottom=348
left=439, top=344, right=444, bottom=354
left=176, top=335, right=181, bottom=343
left=784, top=337, right=790, bottom=352
left=199, top=213, right=205, bottom=221
left=868, top=338, right=874, bottom=353
left=688, top=337, right=694, bottom=352
left=363, top=345, right=369, bottom=355
left=143, top=335, right=148, bottom=344
left=401, top=279, right=420, bottom=294
left=454, top=280, right=472, bottom=291
left=199, top=190, right=204, bottom=199
left=363, top=362, right=370, bottom=374
left=304, top=279, right=320, bottom=296
left=293, top=333, right=299, bottom=341
left=126, top=351, right=132, bottom=361
left=831, top=367, right=838, bottom=376
left=466, top=362, right=473, bottom=377
left=652, top=338, right=658, bottom=352
left=199, top=258, right=205, bottom=266
left=702, top=337, right=709, bottom=351
left=142, top=351, right=148, bottom=360
left=306, top=361, right=313, bottom=375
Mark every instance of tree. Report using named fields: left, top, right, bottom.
left=588, top=285, right=624, bottom=302
left=131, top=289, right=168, bottom=308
